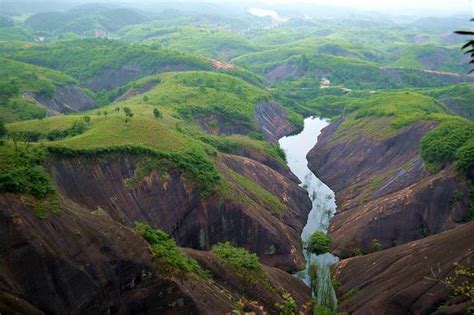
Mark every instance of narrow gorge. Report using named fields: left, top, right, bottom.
left=279, top=117, right=339, bottom=311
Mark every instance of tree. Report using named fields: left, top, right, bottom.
left=9, top=131, right=21, bottom=151
left=153, top=108, right=161, bottom=119
left=103, top=110, right=108, bottom=119
left=307, top=230, right=332, bottom=255
left=115, top=107, right=120, bottom=113
left=82, top=115, right=91, bottom=124
left=0, top=119, right=6, bottom=144
left=123, top=107, right=134, bottom=123
left=455, top=19, right=474, bottom=73
left=143, top=95, right=149, bottom=102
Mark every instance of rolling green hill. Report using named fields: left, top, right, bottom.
left=385, top=45, right=467, bottom=74
left=0, top=57, right=77, bottom=122
left=24, top=6, right=149, bottom=36
left=120, top=25, right=259, bottom=61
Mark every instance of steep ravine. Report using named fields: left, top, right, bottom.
left=308, top=118, right=470, bottom=256
left=46, top=153, right=310, bottom=272
left=306, top=117, right=473, bottom=312
left=0, top=102, right=315, bottom=313
left=279, top=117, right=339, bottom=310
left=0, top=194, right=312, bottom=314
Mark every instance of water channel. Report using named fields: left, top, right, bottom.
left=279, top=116, right=339, bottom=310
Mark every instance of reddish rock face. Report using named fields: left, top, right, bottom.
left=185, top=248, right=312, bottom=314
left=307, top=118, right=470, bottom=256
left=0, top=194, right=312, bottom=314
left=25, top=85, right=98, bottom=115
left=0, top=195, right=233, bottom=314
left=333, top=222, right=474, bottom=315
left=197, top=100, right=297, bottom=144
left=46, top=153, right=311, bottom=272
left=255, top=101, right=297, bottom=143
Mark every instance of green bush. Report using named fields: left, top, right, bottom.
left=456, top=139, right=474, bottom=179
left=307, top=230, right=332, bottom=255
left=371, top=239, right=383, bottom=252
left=0, top=146, right=55, bottom=198
left=421, top=120, right=474, bottom=172
left=135, top=222, right=203, bottom=276
left=275, top=292, right=298, bottom=315
left=211, top=242, right=262, bottom=272
left=0, top=118, right=7, bottom=141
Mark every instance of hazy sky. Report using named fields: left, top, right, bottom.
left=257, top=0, right=472, bottom=15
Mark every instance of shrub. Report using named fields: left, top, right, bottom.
left=275, top=292, right=298, bottom=315
left=135, top=222, right=203, bottom=276
left=46, top=119, right=88, bottom=141
left=0, top=147, right=55, bottom=198
left=371, top=239, right=383, bottom=252
left=211, top=242, right=262, bottom=273
left=123, top=106, right=134, bottom=123
left=421, top=121, right=474, bottom=172
left=153, top=108, right=161, bottom=119
left=456, top=139, right=474, bottom=179
left=307, top=230, right=332, bottom=255
left=0, top=118, right=6, bottom=141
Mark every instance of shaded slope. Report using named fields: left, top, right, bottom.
left=334, top=222, right=474, bottom=314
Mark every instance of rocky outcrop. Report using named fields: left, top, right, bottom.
left=307, top=118, right=470, bottom=255
left=46, top=153, right=311, bottom=272
left=25, top=85, right=97, bottom=115
left=381, top=67, right=474, bottom=85
left=198, top=100, right=297, bottom=143
left=255, top=101, right=297, bottom=143
left=0, top=194, right=312, bottom=314
left=266, top=62, right=305, bottom=82
left=333, top=222, right=474, bottom=314
left=186, top=249, right=312, bottom=313
left=85, top=64, right=206, bottom=92
left=197, top=113, right=254, bottom=136
left=0, top=194, right=234, bottom=314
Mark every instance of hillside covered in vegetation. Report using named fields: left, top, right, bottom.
left=0, top=1, right=472, bottom=314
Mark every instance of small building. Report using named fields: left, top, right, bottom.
left=321, top=78, right=331, bottom=88
left=95, top=29, right=107, bottom=38
left=320, top=77, right=331, bottom=89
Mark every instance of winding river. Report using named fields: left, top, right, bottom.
left=279, top=117, right=339, bottom=309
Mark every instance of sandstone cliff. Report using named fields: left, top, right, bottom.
left=0, top=194, right=312, bottom=314
left=333, top=222, right=474, bottom=314
left=308, top=118, right=470, bottom=256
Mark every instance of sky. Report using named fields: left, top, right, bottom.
left=4, top=0, right=471, bottom=16
left=256, top=0, right=472, bottom=15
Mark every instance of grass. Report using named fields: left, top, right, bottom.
left=135, top=222, right=204, bottom=276
left=226, top=167, right=286, bottom=216
left=211, top=242, right=273, bottom=289
left=0, top=57, right=77, bottom=122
